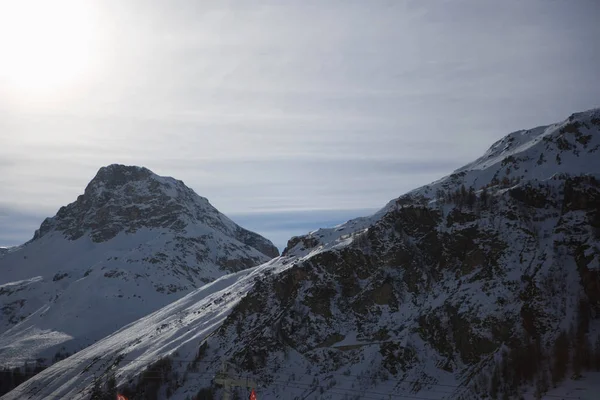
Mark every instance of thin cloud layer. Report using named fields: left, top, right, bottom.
left=1, top=0, right=599, bottom=247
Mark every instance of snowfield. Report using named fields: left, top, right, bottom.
left=1, top=257, right=295, bottom=400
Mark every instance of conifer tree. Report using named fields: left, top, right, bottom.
left=551, top=331, right=569, bottom=385
left=103, top=372, right=117, bottom=400
left=89, top=376, right=105, bottom=400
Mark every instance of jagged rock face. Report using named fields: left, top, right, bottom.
left=206, top=177, right=599, bottom=399
left=32, top=164, right=279, bottom=259
left=34, top=165, right=182, bottom=242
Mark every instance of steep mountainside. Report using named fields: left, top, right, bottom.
left=0, top=165, right=278, bottom=367
left=4, top=109, right=600, bottom=400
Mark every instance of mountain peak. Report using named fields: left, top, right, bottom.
left=83, top=164, right=178, bottom=199
left=31, top=165, right=279, bottom=259
left=32, top=164, right=185, bottom=242
left=87, top=164, right=154, bottom=190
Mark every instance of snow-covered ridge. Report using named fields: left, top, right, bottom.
left=403, top=107, right=600, bottom=203
left=283, top=107, right=600, bottom=256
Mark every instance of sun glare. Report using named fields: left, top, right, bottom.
left=0, top=0, right=100, bottom=99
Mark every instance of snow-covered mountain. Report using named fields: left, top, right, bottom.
left=4, top=109, right=600, bottom=400
left=0, top=164, right=278, bottom=368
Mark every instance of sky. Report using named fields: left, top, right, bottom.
left=0, top=0, right=599, bottom=250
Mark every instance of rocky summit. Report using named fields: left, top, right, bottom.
left=32, top=164, right=279, bottom=258
left=0, top=165, right=278, bottom=368
left=3, top=109, right=600, bottom=400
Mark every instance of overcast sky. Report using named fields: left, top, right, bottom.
left=1, top=0, right=599, bottom=249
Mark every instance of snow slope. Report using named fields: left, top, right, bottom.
left=0, top=165, right=278, bottom=367
left=1, top=257, right=300, bottom=400
left=4, top=109, right=600, bottom=399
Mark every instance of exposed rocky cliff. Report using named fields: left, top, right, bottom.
left=32, top=164, right=279, bottom=258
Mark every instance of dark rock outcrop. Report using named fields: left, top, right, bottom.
left=31, top=164, right=279, bottom=258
